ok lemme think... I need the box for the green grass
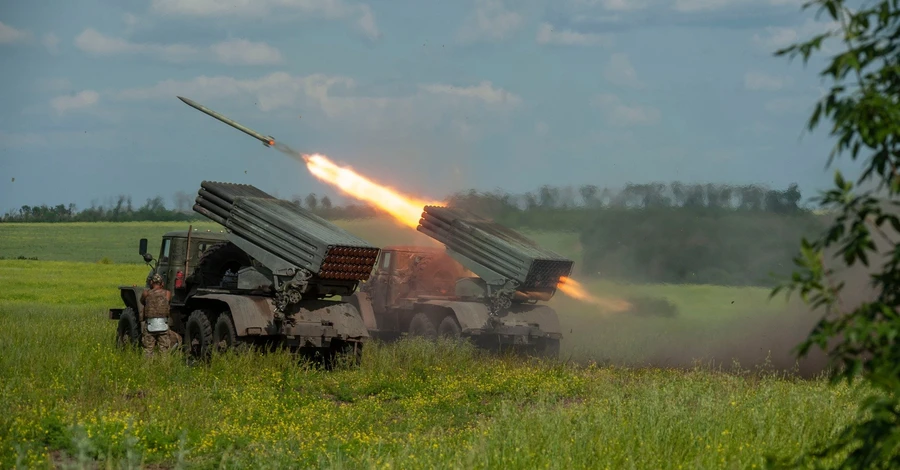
[0,258,864,469]
[0,222,864,468]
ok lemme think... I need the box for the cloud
[50,90,100,115]
[457,0,524,43]
[42,33,59,54]
[752,18,840,52]
[591,93,660,126]
[149,0,380,40]
[210,39,284,65]
[123,13,138,28]
[744,71,790,91]
[573,0,806,13]
[535,23,613,47]
[587,0,651,12]
[418,81,523,107]
[604,53,640,87]
[0,21,29,44]
[75,28,199,62]
[75,29,283,65]
[113,72,521,137]
[356,5,380,40]
[672,0,732,12]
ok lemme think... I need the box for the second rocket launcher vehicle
[177,96,276,148]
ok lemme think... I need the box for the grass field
[0,221,865,468]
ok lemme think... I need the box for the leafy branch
[769,0,900,467]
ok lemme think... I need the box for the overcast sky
[0,0,862,211]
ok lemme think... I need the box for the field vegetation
[0,219,867,468]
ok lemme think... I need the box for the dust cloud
[560,203,893,379]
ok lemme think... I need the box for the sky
[0,0,864,212]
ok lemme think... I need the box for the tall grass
[0,260,864,469]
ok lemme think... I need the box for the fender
[191,294,369,339]
[420,300,562,336]
[119,286,145,315]
[505,303,562,336]
[420,300,491,333]
[283,301,370,340]
[345,292,378,330]
[191,293,277,336]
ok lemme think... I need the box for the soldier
[140,273,172,356]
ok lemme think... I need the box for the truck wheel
[213,312,241,352]
[540,338,560,359]
[116,307,141,349]
[408,313,437,339]
[326,340,363,370]
[185,310,214,358]
[437,315,461,339]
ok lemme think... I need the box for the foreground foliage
[773,0,900,467]
[0,259,864,469]
[0,302,863,469]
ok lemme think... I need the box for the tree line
[2,182,823,288]
[442,182,821,288]
[2,181,810,223]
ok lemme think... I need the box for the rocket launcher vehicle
[193,181,379,297]
[416,205,574,301]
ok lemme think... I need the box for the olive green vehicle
[108,181,379,364]
[347,206,574,358]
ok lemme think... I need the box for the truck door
[156,237,172,287]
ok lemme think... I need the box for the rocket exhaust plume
[176,95,622,307]
[299,154,630,309]
[174,95,440,228]
[558,276,633,313]
[303,153,443,229]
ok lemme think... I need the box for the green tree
[771,0,900,467]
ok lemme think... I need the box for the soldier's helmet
[150,273,164,285]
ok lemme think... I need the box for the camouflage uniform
[142,275,172,356]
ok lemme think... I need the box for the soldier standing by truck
[141,274,173,356]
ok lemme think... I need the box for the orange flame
[304,153,444,229]
[557,276,633,313]
[299,152,625,310]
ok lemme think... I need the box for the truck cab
[138,229,231,304]
[366,246,472,310]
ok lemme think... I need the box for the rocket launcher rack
[192,181,379,285]
[416,205,574,300]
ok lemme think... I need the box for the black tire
[116,307,141,349]
[541,338,561,359]
[437,315,461,339]
[213,312,241,353]
[408,312,437,339]
[184,310,214,358]
[326,340,363,370]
